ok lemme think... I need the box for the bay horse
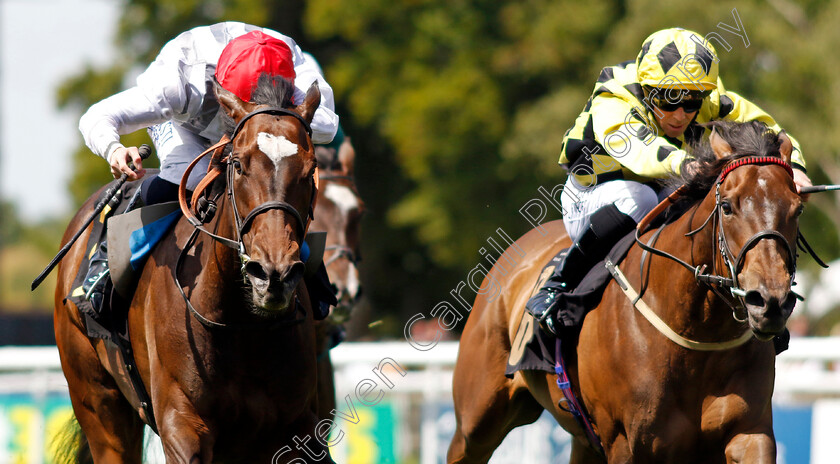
[310,137,365,419]
[448,120,803,463]
[54,76,332,462]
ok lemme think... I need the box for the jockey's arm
[590,96,689,180]
[79,38,205,180]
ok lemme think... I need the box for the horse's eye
[233,160,242,174]
[720,200,733,215]
[795,204,805,217]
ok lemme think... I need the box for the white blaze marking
[257,132,298,168]
[345,265,360,300]
[324,184,359,214]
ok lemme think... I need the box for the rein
[174,106,317,330]
[612,156,800,350]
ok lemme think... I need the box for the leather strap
[179,136,231,227]
[606,259,754,351]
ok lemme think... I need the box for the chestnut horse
[311,137,365,418]
[448,121,802,463]
[54,77,332,462]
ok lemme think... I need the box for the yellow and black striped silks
[559,28,805,187]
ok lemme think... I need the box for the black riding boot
[82,184,148,315]
[82,240,111,315]
[526,204,637,334]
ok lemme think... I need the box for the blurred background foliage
[3,0,840,336]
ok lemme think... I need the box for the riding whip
[31,145,152,291]
[800,184,840,194]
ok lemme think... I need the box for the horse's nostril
[243,261,268,281]
[744,290,765,308]
[279,261,305,286]
[781,292,797,313]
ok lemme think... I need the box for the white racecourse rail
[1,338,839,463]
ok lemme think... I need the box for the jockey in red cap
[215,30,297,101]
[77,22,339,317]
[80,21,338,202]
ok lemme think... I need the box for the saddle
[66,175,160,342]
[506,232,636,377]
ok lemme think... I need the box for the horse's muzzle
[744,287,796,340]
[243,260,305,313]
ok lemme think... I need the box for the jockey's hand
[682,159,700,178]
[109,146,147,181]
[793,168,812,201]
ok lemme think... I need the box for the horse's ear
[778,130,793,164]
[709,128,733,159]
[297,81,321,125]
[214,79,255,123]
[338,137,355,176]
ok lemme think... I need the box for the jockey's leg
[140,174,181,205]
[83,121,206,314]
[526,179,658,334]
[82,240,112,315]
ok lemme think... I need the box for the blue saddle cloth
[128,211,181,270]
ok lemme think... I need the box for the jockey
[526,27,812,335]
[78,22,339,316]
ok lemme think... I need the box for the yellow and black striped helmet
[636,28,719,91]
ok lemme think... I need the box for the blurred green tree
[47,0,840,334]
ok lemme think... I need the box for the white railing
[4,338,839,396]
[1,338,839,463]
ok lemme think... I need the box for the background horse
[54,77,331,462]
[310,137,365,419]
[448,121,801,463]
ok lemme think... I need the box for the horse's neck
[639,193,744,337]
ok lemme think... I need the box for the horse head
[312,138,365,321]
[215,75,320,315]
[704,121,802,339]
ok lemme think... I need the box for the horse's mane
[664,120,784,210]
[219,73,296,136]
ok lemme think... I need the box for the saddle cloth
[505,232,636,377]
[66,174,180,342]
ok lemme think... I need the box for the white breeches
[560,177,667,242]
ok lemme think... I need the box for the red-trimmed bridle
[636,156,800,317]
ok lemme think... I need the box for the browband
[717,156,793,185]
[231,107,312,139]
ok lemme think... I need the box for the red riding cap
[215,31,296,102]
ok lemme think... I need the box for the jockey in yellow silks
[527,27,812,335]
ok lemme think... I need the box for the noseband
[324,245,359,266]
[175,106,316,330]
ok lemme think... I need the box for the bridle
[635,156,800,317]
[175,106,317,330]
[606,154,828,350]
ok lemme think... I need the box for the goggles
[644,86,711,113]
